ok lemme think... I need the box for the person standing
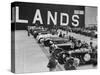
[47,56,57,71]
[64,56,80,70]
[27,26,30,36]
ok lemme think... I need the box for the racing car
[36,32,59,43]
[32,30,49,38]
[50,43,97,67]
[43,36,70,47]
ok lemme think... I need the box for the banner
[11,2,85,30]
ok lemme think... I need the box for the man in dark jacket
[47,56,57,71]
[64,57,76,70]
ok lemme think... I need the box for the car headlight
[84,53,91,61]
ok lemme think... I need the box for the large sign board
[11,2,85,30]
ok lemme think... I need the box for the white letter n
[47,11,57,25]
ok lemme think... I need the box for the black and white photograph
[11,1,97,74]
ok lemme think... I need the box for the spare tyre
[52,48,63,59]
[44,38,53,47]
[58,52,69,65]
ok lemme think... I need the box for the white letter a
[33,9,43,24]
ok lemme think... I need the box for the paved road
[15,30,49,73]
